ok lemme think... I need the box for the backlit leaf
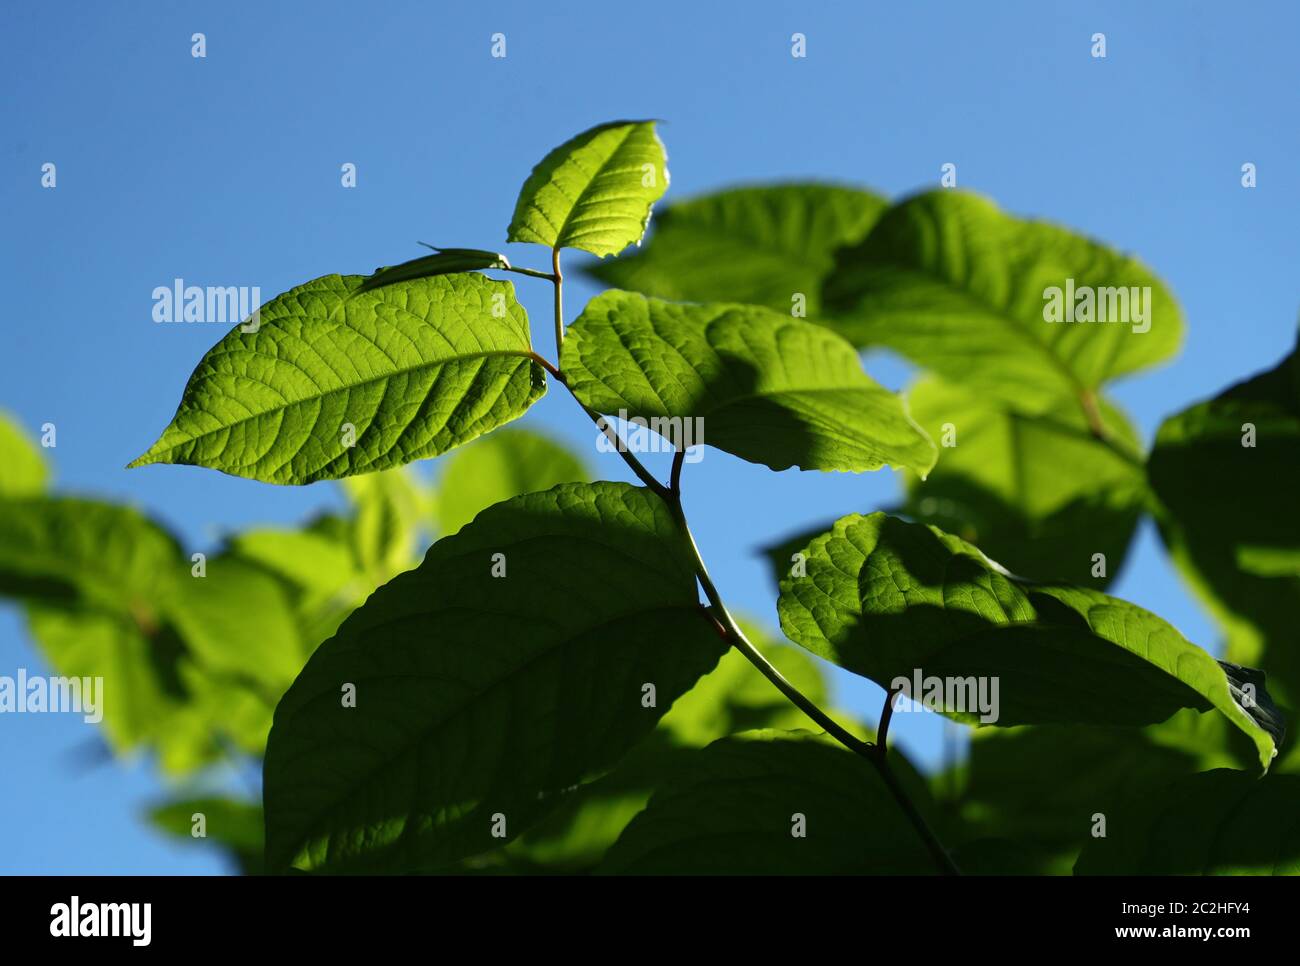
[507,120,668,257]
[129,273,544,484]
[562,291,936,475]
[822,190,1183,414]
[586,183,884,314]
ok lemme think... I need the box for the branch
[876,684,902,751]
[544,307,960,874]
[663,466,960,876]
[551,247,564,357]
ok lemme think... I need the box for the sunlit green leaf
[507,120,668,257]
[340,467,430,579]
[0,410,48,496]
[21,601,216,772]
[129,273,545,484]
[0,497,182,616]
[562,291,936,475]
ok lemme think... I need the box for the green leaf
[129,273,545,484]
[164,553,306,690]
[821,190,1184,414]
[561,291,937,475]
[0,495,309,765]
[0,496,304,686]
[600,730,938,874]
[0,410,48,496]
[434,427,590,536]
[0,497,182,615]
[262,481,727,873]
[340,467,430,579]
[507,120,668,257]
[901,375,1146,586]
[502,620,829,872]
[358,247,511,293]
[232,524,360,595]
[777,512,1282,768]
[585,183,885,314]
[1074,769,1300,875]
[1149,334,1300,705]
[22,602,216,772]
[942,710,1250,873]
[228,523,367,652]
[502,731,695,872]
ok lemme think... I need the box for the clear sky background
[2,1,1297,873]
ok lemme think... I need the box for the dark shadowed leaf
[262,481,727,873]
[1074,769,1300,875]
[1149,333,1300,706]
[939,709,1252,874]
[601,729,937,874]
[901,375,1146,587]
[500,620,830,871]
[358,248,511,292]
[777,512,1281,768]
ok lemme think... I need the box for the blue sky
[2,1,1297,873]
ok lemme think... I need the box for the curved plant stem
[669,447,686,498]
[545,266,959,875]
[876,684,902,749]
[539,277,666,499]
[665,488,959,877]
[551,247,564,356]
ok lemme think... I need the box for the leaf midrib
[552,124,640,248]
[136,348,539,459]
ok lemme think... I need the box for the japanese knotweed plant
[127,120,1290,875]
